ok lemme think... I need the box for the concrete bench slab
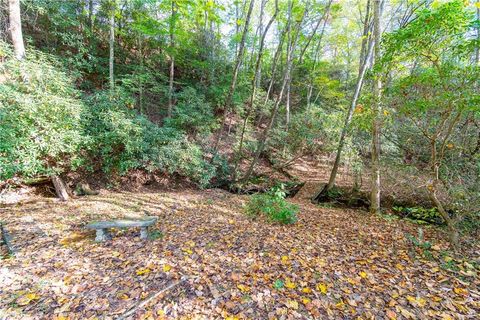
[86,216,158,242]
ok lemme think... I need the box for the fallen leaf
[136,268,151,276]
[316,283,327,294]
[286,300,299,310]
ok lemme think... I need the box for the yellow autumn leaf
[302,297,311,304]
[182,248,193,254]
[237,284,250,293]
[118,293,129,300]
[286,300,299,310]
[285,279,296,289]
[316,283,327,294]
[359,271,367,279]
[395,263,405,270]
[302,287,312,294]
[335,299,345,309]
[453,287,467,296]
[407,296,426,307]
[281,255,289,263]
[417,297,427,307]
[17,293,40,306]
[163,264,172,272]
[136,268,151,276]
[225,316,240,320]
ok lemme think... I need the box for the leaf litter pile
[1,188,479,319]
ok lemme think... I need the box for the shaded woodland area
[1,0,480,319]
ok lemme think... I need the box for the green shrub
[0,42,83,179]
[164,87,217,136]
[393,206,443,225]
[245,185,299,224]
[81,89,216,187]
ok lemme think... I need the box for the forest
[0,0,479,318]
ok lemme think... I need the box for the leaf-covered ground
[1,187,479,319]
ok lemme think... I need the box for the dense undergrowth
[0,43,220,187]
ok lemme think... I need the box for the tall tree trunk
[212,0,255,154]
[256,0,266,88]
[284,3,293,131]
[313,0,372,200]
[109,1,115,92]
[232,0,278,181]
[476,1,479,65]
[306,3,331,109]
[242,0,305,182]
[138,35,144,113]
[168,0,176,118]
[8,0,25,60]
[88,0,94,32]
[370,0,382,214]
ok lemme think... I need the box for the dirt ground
[1,185,479,319]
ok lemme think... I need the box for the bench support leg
[140,227,149,240]
[95,229,110,242]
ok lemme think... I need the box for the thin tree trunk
[168,0,176,117]
[242,1,304,182]
[88,0,94,32]
[285,5,293,131]
[256,0,266,88]
[109,1,115,92]
[212,0,255,154]
[476,1,480,65]
[232,0,278,181]
[138,35,144,113]
[306,5,331,109]
[313,0,373,200]
[8,0,25,60]
[370,0,382,214]
[256,27,287,125]
[298,0,332,64]
[427,139,459,251]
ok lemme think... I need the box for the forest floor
[1,162,480,319]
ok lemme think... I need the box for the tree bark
[232,0,278,181]
[242,0,305,182]
[476,1,480,65]
[8,0,25,60]
[52,175,70,202]
[168,0,176,118]
[370,0,382,214]
[306,3,331,109]
[88,0,94,32]
[109,1,115,92]
[212,0,255,154]
[313,0,373,201]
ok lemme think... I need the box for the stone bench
[86,216,158,242]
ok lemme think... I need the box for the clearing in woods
[1,174,479,319]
